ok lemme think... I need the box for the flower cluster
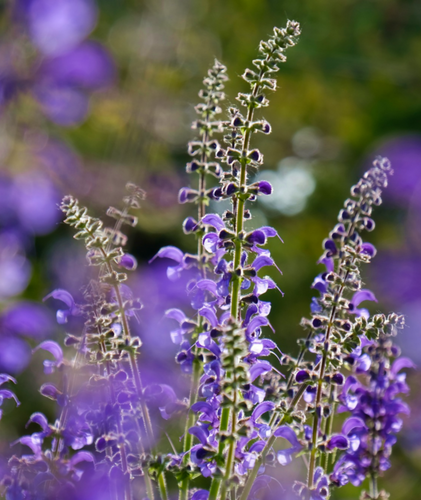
[333,333,413,499]
[0,19,414,500]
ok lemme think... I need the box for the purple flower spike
[43,288,78,324]
[327,434,349,450]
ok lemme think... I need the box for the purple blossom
[332,337,413,487]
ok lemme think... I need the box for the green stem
[158,472,169,500]
[219,387,238,500]
[179,357,202,500]
[208,407,231,500]
[369,473,379,500]
[239,384,306,500]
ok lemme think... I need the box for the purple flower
[43,288,80,324]
[333,337,413,487]
[23,0,98,56]
[273,425,302,465]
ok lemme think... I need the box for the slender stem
[238,384,306,500]
[369,473,379,500]
[219,367,239,500]
[208,406,231,500]
[158,472,169,500]
[179,356,202,500]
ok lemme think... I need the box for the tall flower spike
[198,21,300,500]
[57,189,157,499]
[332,334,412,500]
[282,157,398,498]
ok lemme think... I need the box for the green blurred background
[2,0,421,498]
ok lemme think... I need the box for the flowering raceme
[0,18,414,500]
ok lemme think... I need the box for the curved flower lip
[0,389,20,408]
[43,288,79,324]
[149,246,183,264]
[201,213,225,232]
[318,256,334,273]
[249,440,266,453]
[26,412,50,433]
[33,340,63,365]
[259,226,284,243]
[165,308,187,324]
[199,307,219,328]
[252,255,282,275]
[246,315,269,336]
[12,435,42,457]
[246,229,266,246]
[249,360,272,381]
[391,357,416,375]
[273,425,302,465]
[0,374,17,386]
[69,451,94,467]
[351,289,377,308]
[251,401,275,424]
[342,416,367,435]
[257,180,273,195]
[191,401,216,420]
[196,279,219,297]
[188,426,209,446]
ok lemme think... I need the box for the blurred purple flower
[1,301,55,339]
[0,336,31,374]
[22,0,98,56]
[0,232,31,300]
[12,173,62,235]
